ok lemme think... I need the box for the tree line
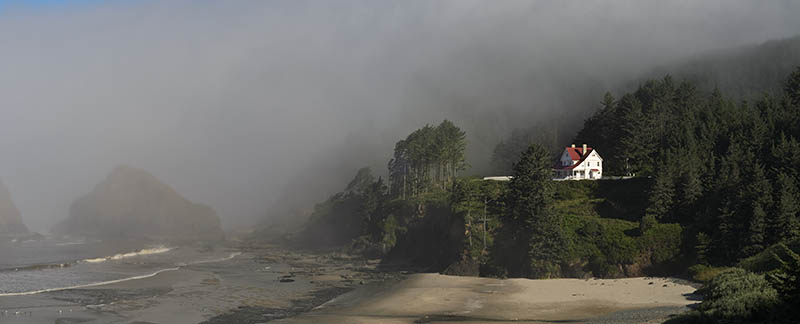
[388,120,467,198]
[574,68,800,263]
[571,67,800,323]
[297,67,800,322]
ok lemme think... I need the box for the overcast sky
[1,0,799,232]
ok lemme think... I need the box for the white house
[553,144,602,180]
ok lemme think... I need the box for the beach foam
[82,246,172,263]
[54,240,86,246]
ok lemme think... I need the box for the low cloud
[0,0,798,231]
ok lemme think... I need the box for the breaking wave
[54,240,86,246]
[82,246,172,263]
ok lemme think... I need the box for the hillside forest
[291,67,800,323]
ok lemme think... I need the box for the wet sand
[277,274,699,324]
[0,245,387,324]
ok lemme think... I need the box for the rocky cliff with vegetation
[293,65,800,323]
[0,179,28,235]
[54,166,224,242]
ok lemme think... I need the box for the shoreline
[0,251,242,297]
[0,244,391,324]
[0,244,699,324]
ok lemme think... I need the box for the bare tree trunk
[468,210,472,248]
[402,167,407,199]
[483,196,487,251]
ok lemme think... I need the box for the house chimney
[571,144,575,148]
[582,144,587,155]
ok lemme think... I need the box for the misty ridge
[0,0,798,234]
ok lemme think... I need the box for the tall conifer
[500,144,565,278]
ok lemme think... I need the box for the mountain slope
[641,35,800,98]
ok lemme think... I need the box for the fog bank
[1,0,798,231]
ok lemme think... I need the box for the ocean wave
[0,267,180,297]
[54,240,86,246]
[0,246,172,272]
[82,246,173,263]
[0,250,242,296]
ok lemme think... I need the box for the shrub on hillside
[696,268,779,321]
[738,239,800,310]
[739,239,800,273]
[639,223,682,265]
[580,219,639,277]
[688,264,731,283]
[553,180,596,200]
[639,214,657,233]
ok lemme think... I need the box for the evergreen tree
[695,232,712,265]
[617,94,649,175]
[646,169,676,223]
[771,134,800,181]
[601,91,616,109]
[677,167,703,223]
[573,92,622,175]
[773,173,800,243]
[388,120,467,197]
[709,147,745,262]
[498,144,565,278]
[786,66,800,107]
[742,163,772,258]
[360,177,388,240]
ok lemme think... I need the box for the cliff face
[0,180,28,235]
[54,166,224,241]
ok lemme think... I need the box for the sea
[0,236,238,296]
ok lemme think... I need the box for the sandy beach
[278,274,699,324]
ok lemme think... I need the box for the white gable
[586,150,603,161]
[553,145,603,180]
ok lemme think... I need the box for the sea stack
[0,179,29,235]
[53,165,224,242]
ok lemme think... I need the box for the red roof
[565,147,591,161]
[554,146,594,170]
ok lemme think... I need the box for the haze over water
[1,1,799,233]
[0,238,236,295]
